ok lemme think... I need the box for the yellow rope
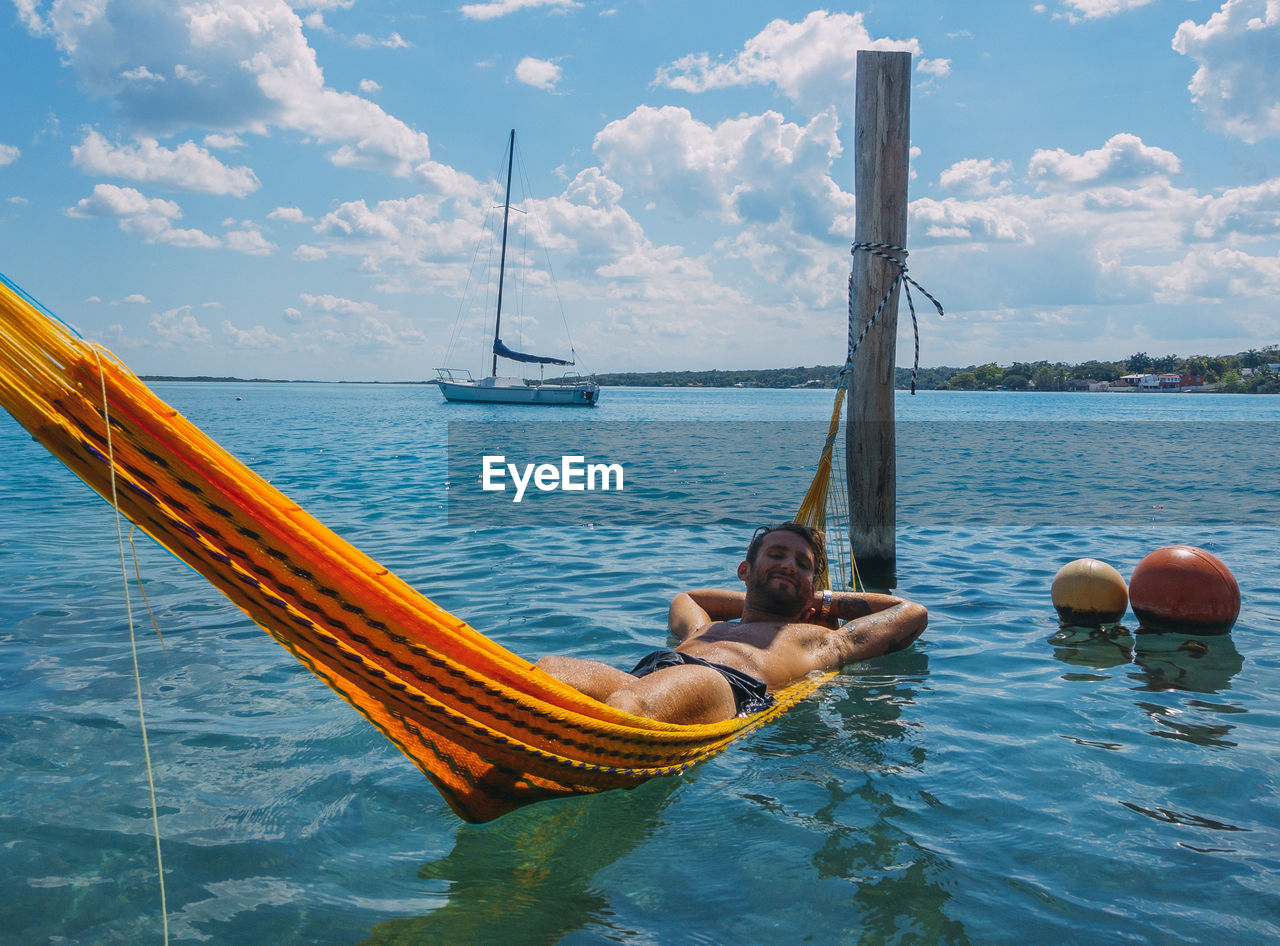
[793,379,862,591]
[94,348,168,944]
[129,525,168,653]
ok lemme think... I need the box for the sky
[1,0,1278,381]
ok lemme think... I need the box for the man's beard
[749,569,808,618]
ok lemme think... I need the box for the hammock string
[93,347,169,945]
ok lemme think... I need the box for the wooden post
[846,50,911,590]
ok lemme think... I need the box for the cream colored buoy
[1051,558,1129,627]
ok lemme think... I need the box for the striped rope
[846,242,945,394]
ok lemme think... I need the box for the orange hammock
[0,274,835,822]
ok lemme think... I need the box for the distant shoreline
[142,353,1279,394]
[141,376,434,385]
[140,377,1271,393]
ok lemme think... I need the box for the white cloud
[203,133,244,149]
[299,293,395,317]
[222,319,286,348]
[308,181,490,280]
[121,65,164,83]
[314,201,406,242]
[901,134,1280,356]
[653,11,922,114]
[121,293,150,305]
[592,105,859,308]
[1191,177,1280,238]
[72,130,260,196]
[515,57,562,91]
[246,289,431,357]
[940,158,1013,196]
[287,313,430,354]
[12,0,43,35]
[225,225,277,256]
[594,105,850,238]
[359,78,381,94]
[151,306,212,344]
[1173,0,1280,143]
[294,144,742,355]
[160,228,225,249]
[920,140,1200,259]
[66,183,222,248]
[460,0,582,22]
[351,32,410,49]
[268,206,312,223]
[173,64,206,84]
[1028,133,1181,188]
[0,143,19,166]
[21,0,433,177]
[257,101,859,339]
[1055,0,1157,21]
[910,196,1035,244]
[524,168,653,275]
[1139,248,1280,303]
[917,58,951,79]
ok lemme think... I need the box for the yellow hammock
[0,274,841,823]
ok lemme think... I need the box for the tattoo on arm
[841,598,873,621]
[830,594,874,622]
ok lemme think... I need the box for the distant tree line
[591,366,840,388]
[934,345,1280,393]
[593,345,1280,394]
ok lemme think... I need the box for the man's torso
[676,619,832,690]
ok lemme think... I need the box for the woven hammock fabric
[0,274,834,822]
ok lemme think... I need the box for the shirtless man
[535,522,928,724]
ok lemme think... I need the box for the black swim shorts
[628,649,775,716]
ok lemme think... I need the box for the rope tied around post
[846,241,945,394]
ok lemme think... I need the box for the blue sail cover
[493,337,572,366]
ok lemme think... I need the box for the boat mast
[492,128,515,377]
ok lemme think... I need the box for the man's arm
[668,589,745,640]
[816,594,928,668]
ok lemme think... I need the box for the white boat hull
[435,376,599,406]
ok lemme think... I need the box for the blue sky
[1,0,1278,381]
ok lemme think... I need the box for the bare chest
[679,620,829,688]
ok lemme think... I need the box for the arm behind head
[668,589,746,640]
[821,596,928,668]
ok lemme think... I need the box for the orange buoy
[1129,545,1240,636]
[1051,558,1128,627]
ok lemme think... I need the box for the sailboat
[434,130,600,407]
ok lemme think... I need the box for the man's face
[740,529,817,617]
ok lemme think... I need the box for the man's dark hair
[746,521,827,578]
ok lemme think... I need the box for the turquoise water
[2,386,1278,944]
